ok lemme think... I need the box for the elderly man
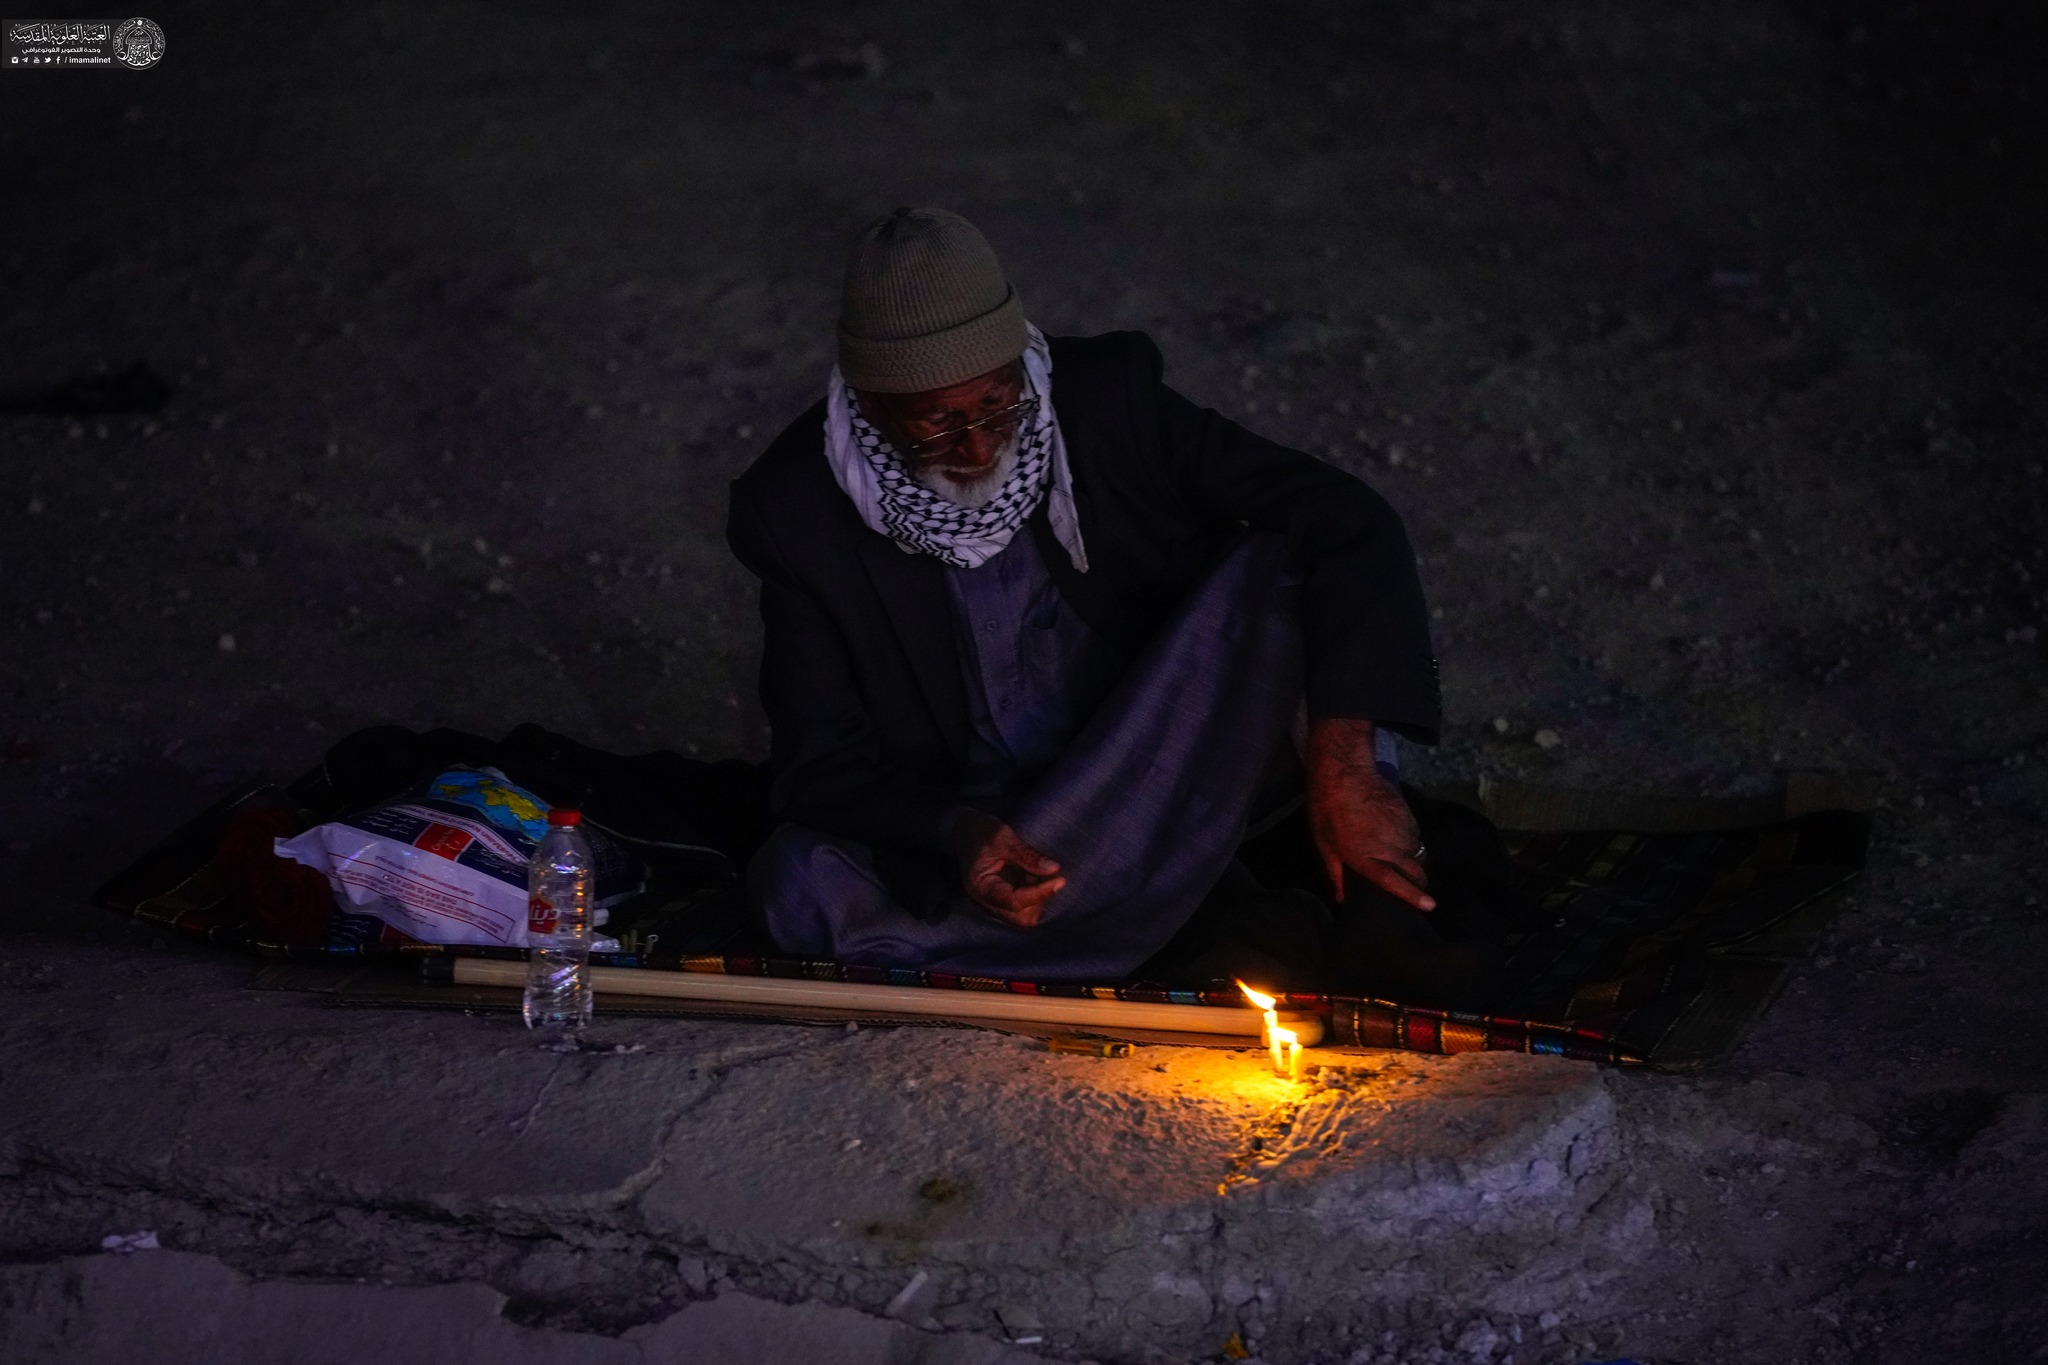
[728,207,1469,992]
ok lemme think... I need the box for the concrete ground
[1,1251,1045,1365]
[2,1,2044,1361]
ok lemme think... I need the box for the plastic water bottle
[523,808,594,1033]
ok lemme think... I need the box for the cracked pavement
[0,929,1638,1358]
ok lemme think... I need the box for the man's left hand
[1305,717,1436,912]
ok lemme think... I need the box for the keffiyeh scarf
[823,323,1089,572]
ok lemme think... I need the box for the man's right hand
[952,810,1064,928]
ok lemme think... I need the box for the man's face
[856,362,1026,493]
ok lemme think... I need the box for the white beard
[910,434,1019,510]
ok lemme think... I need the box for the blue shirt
[943,529,1123,811]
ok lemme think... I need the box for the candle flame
[1238,981,1301,1079]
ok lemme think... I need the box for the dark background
[2,2,2044,1358]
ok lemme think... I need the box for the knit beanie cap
[838,207,1027,394]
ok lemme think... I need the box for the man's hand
[952,809,1065,927]
[1305,718,1435,912]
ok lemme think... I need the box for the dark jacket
[726,331,1439,858]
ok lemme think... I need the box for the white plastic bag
[274,767,641,949]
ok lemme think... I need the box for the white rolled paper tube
[451,958,1326,1044]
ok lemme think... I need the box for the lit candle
[1270,1023,1301,1079]
[1236,981,1299,1080]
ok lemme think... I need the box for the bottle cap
[546,808,582,826]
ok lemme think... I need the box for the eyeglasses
[897,395,1040,458]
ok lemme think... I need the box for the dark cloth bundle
[175,725,770,950]
[304,724,771,877]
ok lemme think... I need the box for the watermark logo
[110,15,160,67]
[4,16,163,67]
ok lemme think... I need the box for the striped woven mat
[94,777,1868,1070]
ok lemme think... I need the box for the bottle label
[527,894,558,936]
